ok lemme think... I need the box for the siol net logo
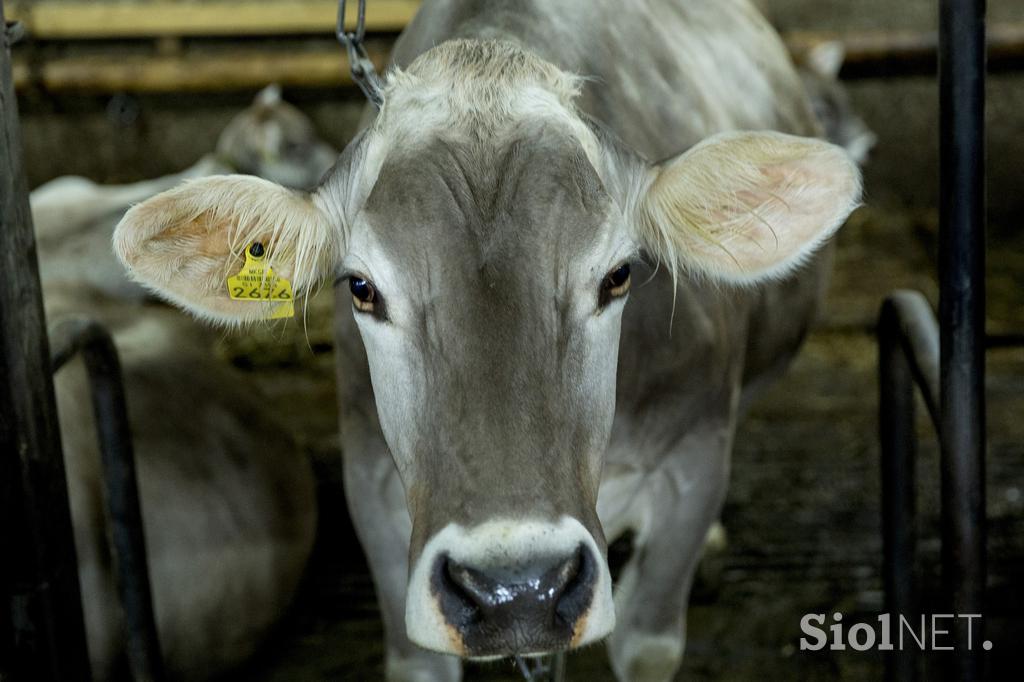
[800,613,991,652]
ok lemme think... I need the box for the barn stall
[1,0,1022,680]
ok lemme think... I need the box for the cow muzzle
[405,517,615,657]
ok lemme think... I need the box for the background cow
[37,87,331,680]
[112,1,861,681]
[795,41,878,165]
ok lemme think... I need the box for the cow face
[114,40,859,660]
[338,126,628,657]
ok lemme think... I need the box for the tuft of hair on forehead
[377,40,592,149]
[393,39,582,104]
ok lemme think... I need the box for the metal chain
[336,0,385,108]
[515,652,566,682]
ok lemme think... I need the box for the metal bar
[50,317,165,682]
[0,1,93,678]
[878,291,942,682]
[938,0,987,680]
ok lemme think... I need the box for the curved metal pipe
[878,290,941,682]
[50,317,165,682]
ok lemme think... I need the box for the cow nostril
[446,559,492,609]
[546,547,581,599]
[554,545,594,627]
[434,552,509,626]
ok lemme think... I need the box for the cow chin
[405,517,615,658]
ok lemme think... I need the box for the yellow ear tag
[226,242,295,319]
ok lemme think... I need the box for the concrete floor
[211,201,1023,681]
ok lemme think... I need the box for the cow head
[114,41,860,658]
[216,84,338,190]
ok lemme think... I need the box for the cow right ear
[114,175,342,324]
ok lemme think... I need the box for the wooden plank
[0,2,93,679]
[13,44,391,92]
[6,0,419,39]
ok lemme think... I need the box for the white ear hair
[114,175,341,324]
[636,130,861,285]
[805,41,846,79]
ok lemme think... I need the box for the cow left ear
[635,130,861,284]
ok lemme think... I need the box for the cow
[795,41,877,166]
[36,87,333,680]
[112,1,862,680]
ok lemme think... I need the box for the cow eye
[600,263,631,304]
[349,277,376,313]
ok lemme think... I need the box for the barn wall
[14,0,1024,231]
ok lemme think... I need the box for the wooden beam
[10,23,1024,93]
[6,0,1024,77]
[6,0,419,39]
[13,43,391,92]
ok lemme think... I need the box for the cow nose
[433,545,597,656]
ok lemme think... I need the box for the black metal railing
[1,2,92,677]
[49,318,165,682]
[877,1,988,680]
[936,0,988,678]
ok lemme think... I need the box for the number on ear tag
[226,242,295,319]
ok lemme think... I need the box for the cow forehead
[358,129,615,288]
[375,39,599,158]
